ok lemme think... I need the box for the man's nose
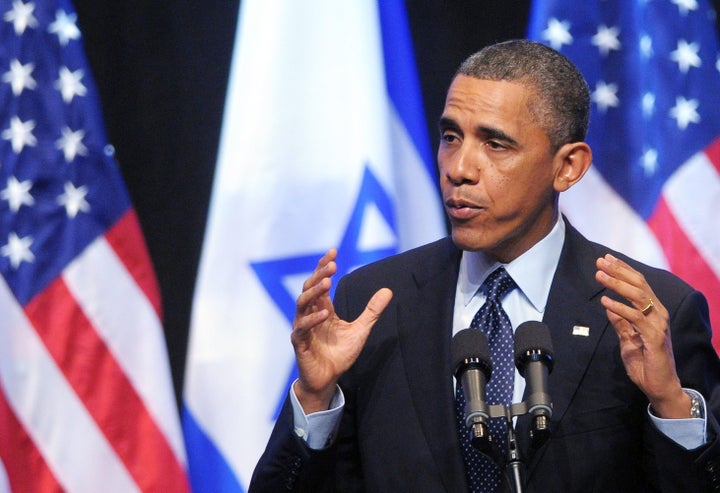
[444,145,480,185]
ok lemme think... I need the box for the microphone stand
[482,401,531,493]
[505,403,525,493]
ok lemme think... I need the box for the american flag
[528,0,720,350]
[0,0,190,491]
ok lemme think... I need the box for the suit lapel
[522,222,612,472]
[395,239,467,491]
[392,225,615,487]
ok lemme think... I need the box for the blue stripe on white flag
[183,407,244,493]
[378,0,437,183]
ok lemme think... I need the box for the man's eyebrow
[480,126,518,146]
[437,116,459,131]
[438,116,519,147]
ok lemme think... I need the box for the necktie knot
[481,266,516,304]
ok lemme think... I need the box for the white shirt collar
[458,217,565,312]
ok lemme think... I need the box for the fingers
[301,248,338,294]
[296,275,332,315]
[293,249,338,339]
[296,249,337,313]
[595,253,665,320]
[293,249,392,344]
[596,254,646,306]
[595,253,671,352]
[599,294,646,340]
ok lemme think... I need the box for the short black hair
[457,39,590,152]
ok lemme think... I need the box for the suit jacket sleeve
[248,394,365,493]
[248,275,366,493]
[649,288,720,490]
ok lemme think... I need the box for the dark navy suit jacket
[250,221,720,492]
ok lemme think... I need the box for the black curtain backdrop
[71,1,720,404]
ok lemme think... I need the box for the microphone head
[451,328,492,378]
[514,321,554,374]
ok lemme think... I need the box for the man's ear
[553,142,592,192]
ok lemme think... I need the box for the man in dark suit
[249,40,720,491]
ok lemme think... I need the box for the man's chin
[450,228,512,260]
[450,229,487,252]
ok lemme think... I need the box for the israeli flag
[182,1,446,491]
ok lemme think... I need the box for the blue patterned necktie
[455,267,517,493]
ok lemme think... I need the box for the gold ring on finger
[641,299,654,316]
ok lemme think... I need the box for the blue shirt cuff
[649,388,707,450]
[290,379,344,450]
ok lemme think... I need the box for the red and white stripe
[649,137,720,348]
[0,210,189,492]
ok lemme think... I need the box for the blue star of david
[251,164,398,418]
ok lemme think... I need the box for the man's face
[438,75,563,262]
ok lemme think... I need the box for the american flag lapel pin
[572,325,590,337]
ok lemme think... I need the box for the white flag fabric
[182,1,446,491]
